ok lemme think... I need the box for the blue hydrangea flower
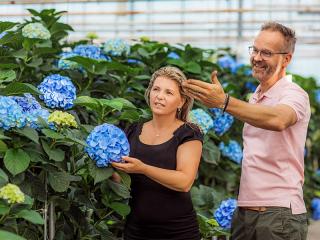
[103,38,130,57]
[217,55,243,74]
[22,23,51,40]
[311,198,320,220]
[85,123,130,167]
[316,169,320,176]
[315,89,320,104]
[0,96,26,130]
[127,59,142,64]
[209,108,234,136]
[245,82,257,92]
[167,52,180,59]
[58,52,83,71]
[214,198,237,229]
[73,44,109,61]
[189,108,214,134]
[11,93,41,112]
[38,74,76,110]
[244,68,252,76]
[0,31,7,39]
[11,93,50,129]
[219,140,242,164]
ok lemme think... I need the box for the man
[183,22,310,240]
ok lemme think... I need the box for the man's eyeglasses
[248,46,288,59]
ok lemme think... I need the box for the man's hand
[183,71,226,108]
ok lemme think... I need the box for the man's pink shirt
[238,75,311,214]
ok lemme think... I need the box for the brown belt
[241,206,268,212]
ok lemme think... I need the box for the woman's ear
[179,96,186,109]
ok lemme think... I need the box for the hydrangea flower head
[219,140,242,164]
[58,52,83,71]
[167,52,180,59]
[315,89,320,104]
[86,123,130,167]
[22,23,51,40]
[0,183,25,204]
[209,108,234,136]
[11,93,49,129]
[217,55,243,74]
[103,38,130,56]
[73,44,109,61]
[0,31,7,39]
[311,198,320,220]
[38,74,76,109]
[189,109,213,134]
[0,96,26,130]
[245,82,257,92]
[48,111,77,128]
[214,198,237,229]
[127,59,142,64]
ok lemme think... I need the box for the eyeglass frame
[248,46,288,59]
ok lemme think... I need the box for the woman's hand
[111,156,146,174]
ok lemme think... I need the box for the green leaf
[0,133,11,140]
[88,161,114,185]
[41,140,65,162]
[26,57,43,67]
[0,63,19,69]
[117,171,131,190]
[74,96,101,111]
[137,48,149,58]
[11,49,28,59]
[64,136,87,146]
[1,82,41,96]
[185,62,201,74]
[4,149,30,176]
[0,168,8,185]
[119,110,140,122]
[202,140,220,165]
[14,127,39,144]
[107,179,130,199]
[0,70,16,83]
[112,98,136,109]
[206,218,219,227]
[0,204,10,215]
[0,21,18,32]
[27,9,40,16]
[48,170,70,192]
[50,22,74,34]
[41,129,65,140]
[0,140,8,153]
[0,230,26,240]
[99,99,123,111]
[16,209,44,225]
[109,202,131,217]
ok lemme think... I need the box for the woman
[112,66,203,240]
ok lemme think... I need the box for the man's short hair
[261,21,296,53]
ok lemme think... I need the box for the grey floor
[307,220,320,240]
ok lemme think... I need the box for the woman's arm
[111,140,202,192]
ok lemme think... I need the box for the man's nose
[253,51,263,61]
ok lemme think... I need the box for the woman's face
[149,76,184,117]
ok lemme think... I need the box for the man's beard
[251,60,280,82]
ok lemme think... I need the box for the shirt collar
[252,75,292,101]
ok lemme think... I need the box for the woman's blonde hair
[144,66,193,122]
